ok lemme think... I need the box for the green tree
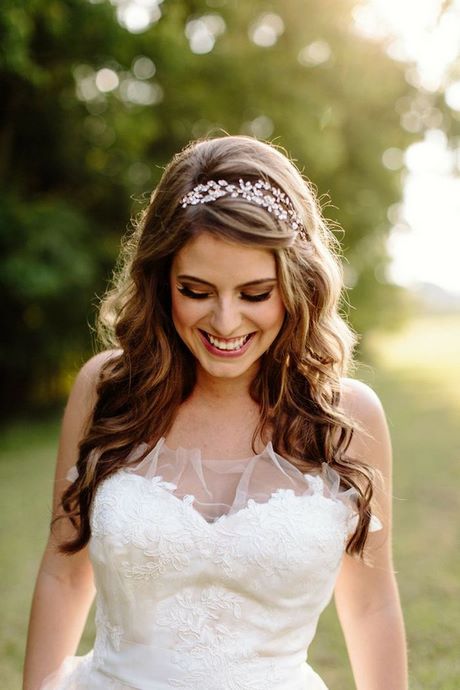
[0,0,415,412]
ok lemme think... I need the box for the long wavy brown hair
[58,135,376,557]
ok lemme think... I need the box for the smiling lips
[199,329,255,354]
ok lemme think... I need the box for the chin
[197,358,260,381]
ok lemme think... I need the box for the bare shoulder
[338,377,391,475]
[71,349,122,399]
[339,377,385,419]
[53,349,122,492]
[41,349,121,581]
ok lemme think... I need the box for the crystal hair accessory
[180,178,303,233]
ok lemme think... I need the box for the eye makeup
[177,285,273,302]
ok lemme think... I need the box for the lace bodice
[40,439,381,690]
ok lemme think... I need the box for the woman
[23,135,407,690]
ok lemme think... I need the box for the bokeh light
[132,56,156,80]
[185,14,226,54]
[249,13,284,48]
[114,0,163,33]
[298,41,332,67]
[95,68,119,93]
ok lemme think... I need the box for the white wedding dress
[40,437,381,690]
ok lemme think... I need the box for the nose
[208,297,244,337]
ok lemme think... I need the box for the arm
[334,379,408,690]
[22,351,117,690]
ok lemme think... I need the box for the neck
[193,364,258,404]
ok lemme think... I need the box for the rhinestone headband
[180,178,302,233]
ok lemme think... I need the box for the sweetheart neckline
[93,439,373,531]
[102,469,381,535]
[117,469,330,527]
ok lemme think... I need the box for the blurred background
[1,0,459,688]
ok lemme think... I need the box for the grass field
[2,313,459,689]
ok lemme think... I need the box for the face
[170,232,285,382]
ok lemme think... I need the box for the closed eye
[242,291,272,302]
[177,285,273,302]
[177,285,211,300]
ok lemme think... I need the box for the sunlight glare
[355,0,460,91]
[113,0,162,33]
[360,0,460,296]
[388,131,460,295]
[445,81,460,111]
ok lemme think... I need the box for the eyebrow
[176,274,277,289]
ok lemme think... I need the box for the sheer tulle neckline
[154,437,274,464]
[120,436,350,524]
[65,438,382,528]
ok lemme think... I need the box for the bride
[23,135,408,689]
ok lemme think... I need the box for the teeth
[207,333,250,351]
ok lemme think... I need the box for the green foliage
[0,0,416,410]
[0,194,105,408]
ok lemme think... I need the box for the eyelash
[177,285,273,303]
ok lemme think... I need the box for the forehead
[171,232,277,282]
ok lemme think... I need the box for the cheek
[171,294,187,330]
[171,294,204,330]
[257,298,285,336]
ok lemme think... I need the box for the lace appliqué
[123,481,198,581]
[93,599,123,669]
[156,586,283,689]
[91,469,351,594]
